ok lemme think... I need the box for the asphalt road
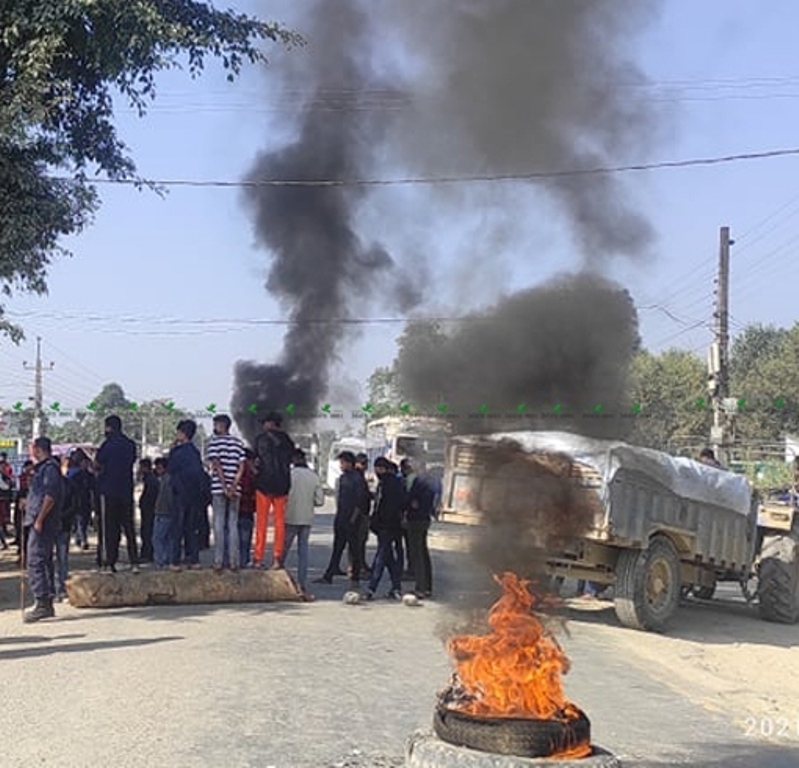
[0,509,797,768]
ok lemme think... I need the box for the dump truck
[441,430,799,632]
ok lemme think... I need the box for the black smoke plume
[397,273,640,438]
[384,0,663,267]
[233,0,664,442]
[231,2,421,443]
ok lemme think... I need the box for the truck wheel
[758,535,799,624]
[614,535,681,632]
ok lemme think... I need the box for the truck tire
[758,535,799,624]
[614,535,681,632]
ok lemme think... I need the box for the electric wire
[46,146,799,188]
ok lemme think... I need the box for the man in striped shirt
[206,414,246,571]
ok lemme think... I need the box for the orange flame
[443,572,591,758]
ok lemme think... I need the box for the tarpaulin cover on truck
[455,431,752,517]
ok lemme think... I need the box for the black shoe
[312,575,333,585]
[23,600,55,623]
[332,568,347,577]
[386,590,403,601]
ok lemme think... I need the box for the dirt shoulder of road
[429,524,799,740]
[565,592,799,741]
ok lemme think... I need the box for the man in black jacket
[138,458,159,562]
[353,452,372,578]
[253,413,295,568]
[317,451,368,588]
[95,415,138,572]
[363,457,405,600]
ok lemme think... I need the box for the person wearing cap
[168,420,207,568]
[23,437,66,622]
[253,412,295,569]
[316,451,369,587]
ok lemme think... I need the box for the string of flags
[0,395,793,420]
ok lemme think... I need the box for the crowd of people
[0,411,441,623]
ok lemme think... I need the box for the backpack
[154,474,173,516]
[199,469,212,508]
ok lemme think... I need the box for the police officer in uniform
[24,437,65,623]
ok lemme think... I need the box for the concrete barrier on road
[66,568,302,608]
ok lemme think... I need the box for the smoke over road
[396,273,640,438]
[233,0,664,442]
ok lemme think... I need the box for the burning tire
[757,534,799,624]
[407,732,620,768]
[613,534,681,632]
[433,706,590,759]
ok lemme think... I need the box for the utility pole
[709,227,733,466]
[23,336,54,440]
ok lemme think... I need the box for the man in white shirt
[280,449,323,601]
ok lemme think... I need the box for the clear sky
[3,0,799,418]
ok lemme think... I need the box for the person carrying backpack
[55,451,85,601]
[253,413,295,569]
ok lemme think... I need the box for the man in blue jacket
[168,420,207,568]
[316,451,369,588]
[24,437,65,623]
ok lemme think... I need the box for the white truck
[441,430,799,632]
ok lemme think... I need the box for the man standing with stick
[23,437,65,623]
[95,415,138,573]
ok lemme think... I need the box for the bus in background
[363,416,450,477]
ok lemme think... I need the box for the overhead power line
[48,147,799,189]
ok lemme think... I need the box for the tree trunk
[66,568,302,609]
